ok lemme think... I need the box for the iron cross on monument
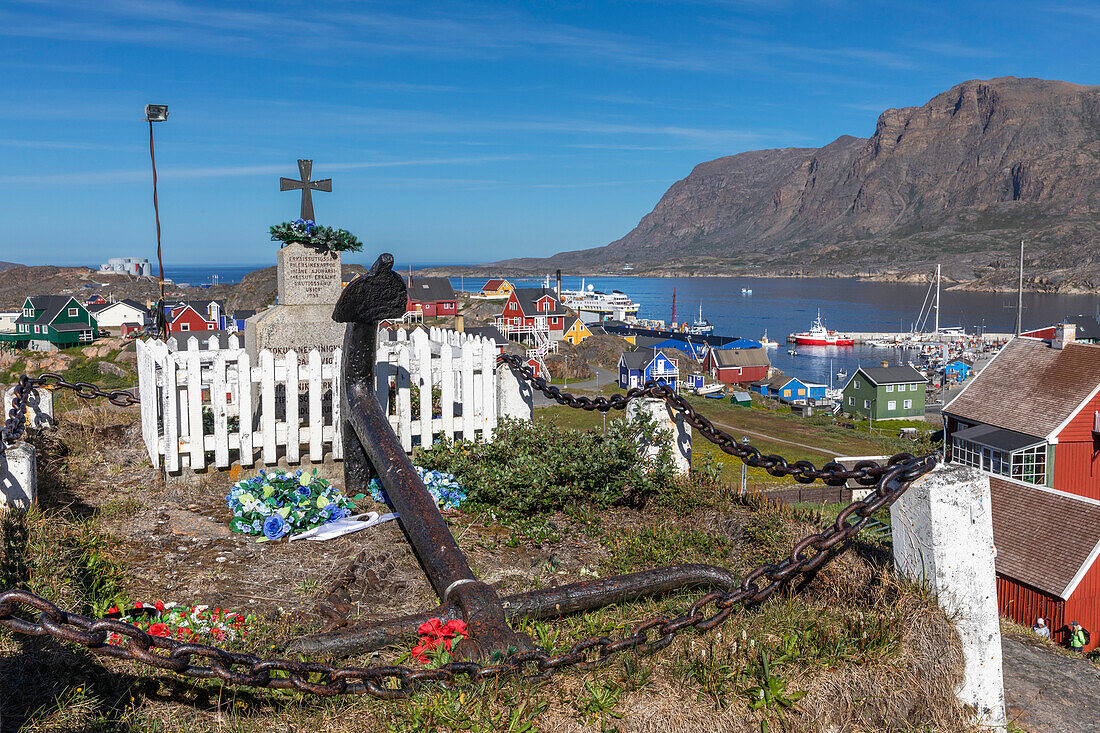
[280,159,331,222]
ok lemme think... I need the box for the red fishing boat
[791,311,854,346]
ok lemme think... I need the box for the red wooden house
[701,346,770,384]
[943,326,1100,499]
[167,304,216,333]
[406,277,457,318]
[495,288,568,343]
[989,475,1100,651]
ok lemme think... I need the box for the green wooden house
[842,365,927,420]
[0,295,100,350]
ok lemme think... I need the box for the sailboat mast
[934,264,940,334]
[1016,240,1024,336]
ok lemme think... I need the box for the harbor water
[454,275,1100,385]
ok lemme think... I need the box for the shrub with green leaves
[417,413,676,515]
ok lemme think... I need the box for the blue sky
[1,1,1096,268]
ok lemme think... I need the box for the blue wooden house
[618,348,679,391]
[219,309,257,332]
[751,375,826,403]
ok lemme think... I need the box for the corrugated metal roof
[944,337,1100,438]
[856,365,927,386]
[990,476,1100,599]
[510,287,567,317]
[621,347,656,370]
[711,347,770,368]
[408,277,456,304]
[953,424,1044,452]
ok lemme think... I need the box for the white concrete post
[4,385,54,431]
[891,463,1006,731]
[626,397,691,475]
[497,366,533,422]
[0,442,37,510]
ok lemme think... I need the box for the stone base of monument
[244,304,346,361]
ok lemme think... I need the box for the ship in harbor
[790,311,854,346]
[558,280,640,322]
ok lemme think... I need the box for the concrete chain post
[626,396,691,475]
[891,463,1007,731]
[0,441,37,510]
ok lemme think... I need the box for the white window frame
[848,396,854,406]
[903,399,913,409]
[863,399,871,409]
[79,331,92,342]
[67,307,78,317]
[180,323,190,332]
[853,380,860,389]
[910,383,918,391]
[887,400,897,411]
[885,385,894,393]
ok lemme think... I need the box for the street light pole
[145,104,169,336]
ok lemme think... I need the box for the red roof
[483,279,507,290]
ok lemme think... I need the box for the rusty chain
[498,353,915,487]
[2,373,139,453]
[0,356,938,699]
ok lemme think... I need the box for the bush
[417,413,677,515]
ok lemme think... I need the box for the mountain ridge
[488,77,1100,291]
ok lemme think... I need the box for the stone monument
[244,159,346,361]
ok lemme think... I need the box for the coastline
[411,265,1095,295]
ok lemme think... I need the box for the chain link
[0,357,938,698]
[498,353,917,487]
[2,373,139,453]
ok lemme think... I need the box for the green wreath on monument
[269,218,363,253]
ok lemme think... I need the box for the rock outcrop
[503,77,1100,290]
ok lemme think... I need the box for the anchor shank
[346,381,477,598]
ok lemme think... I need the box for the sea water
[454,275,1100,385]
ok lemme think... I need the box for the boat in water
[682,303,714,335]
[741,287,753,295]
[558,280,641,321]
[760,330,779,349]
[790,311,854,347]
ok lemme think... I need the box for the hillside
[494,77,1100,291]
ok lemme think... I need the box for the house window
[910,384,918,391]
[67,307,78,317]
[797,389,805,396]
[886,385,894,393]
[887,400,896,411]
[903,399,912,409]
[180,323,190,332]
[854,380,860,389]
[1011,444,1047,485]
[863,400,871,409]
[79,331,92,342]
[783,389,790,398]
[848,396,854,406]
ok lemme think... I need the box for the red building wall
[996,575,1068,644]
[712,364,768,384]
[1064,553,1100,652]
[1053,388,1100,501]
[168,307,213,333]
[407,298,457,317]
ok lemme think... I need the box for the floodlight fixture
[145,104,169,122]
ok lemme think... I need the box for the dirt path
[1002,636,1100,732]
[708,418,839,458]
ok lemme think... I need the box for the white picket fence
[136,327,504,472]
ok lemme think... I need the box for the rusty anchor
[288,253,759,661]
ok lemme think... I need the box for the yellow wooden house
[479,278,514,299]
[564,317,592,345]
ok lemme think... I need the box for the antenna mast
[934,264,940,334]
[671,289,677,328]
[1016,240,1024,335]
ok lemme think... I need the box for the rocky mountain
[498,77,1100,291]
